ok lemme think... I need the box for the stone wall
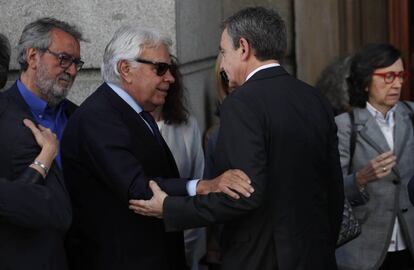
[294,0,388,86]
[1,0,176,107]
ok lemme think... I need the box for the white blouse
[157,115,204,179]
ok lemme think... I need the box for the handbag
[336,197,361,247]
[336,110,361,247]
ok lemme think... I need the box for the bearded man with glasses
[0,17,85,270]
[3,17,84,167]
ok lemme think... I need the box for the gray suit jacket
[335,102,414,270]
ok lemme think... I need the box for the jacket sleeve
[0,166,72,231]
[323,99,344,246]
[64,108,189,203]
[164,96,267,231]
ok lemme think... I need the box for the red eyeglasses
[372,71,409,84]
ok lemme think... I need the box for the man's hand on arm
[197,169,254,199]
[129,180,167,218]
[129,169,254,218]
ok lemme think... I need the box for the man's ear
[239,37,250,61]
[118,60,133,83]
[26,48,39,69]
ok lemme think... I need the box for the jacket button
[402,208,408,213]
[392,180,400,185]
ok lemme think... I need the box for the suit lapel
[4,83,34,119]
[161,140,180,177]
[100,83,179,177]
[355,107,404,178]
[355,108,390,154]
[63,100,78,118]
[101,83,157,142]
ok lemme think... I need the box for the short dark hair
[348,43,402,108]
[17,17,85,71]
[223,6,287,61]
[162,56,188,125]
[0,33,10,89]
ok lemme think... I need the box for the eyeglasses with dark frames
[133,58,171,76]
[44,48,84,71]
[372,71,409,84]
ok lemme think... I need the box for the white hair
[101,26,172,85]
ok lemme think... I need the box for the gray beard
[35,68,74,106]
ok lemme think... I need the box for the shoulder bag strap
[348,110,356,175]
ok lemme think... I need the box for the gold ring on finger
[382,167,387,172]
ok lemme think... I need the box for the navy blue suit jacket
[61,83,187,270]
[0,85,75,270]
[163,67,344,270]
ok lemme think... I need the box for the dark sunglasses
[133,58,171,76]
[44,48,84,71]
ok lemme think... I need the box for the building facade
[0,0,412,133]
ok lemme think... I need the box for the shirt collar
[17,79,67,115]
[107,82,143,114]
[17,79,48,114]
[245,63,280,82]
[366,101,397,123]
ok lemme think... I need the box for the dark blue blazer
[0,85,75,270]
[163,67,344,270]
[61,83,187,270]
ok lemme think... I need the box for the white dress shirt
[245,63,280,82]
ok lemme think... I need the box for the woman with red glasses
[335,43,414,270]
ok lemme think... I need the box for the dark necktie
[139,111,165,147]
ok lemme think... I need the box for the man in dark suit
[61,26,252,270]
[0,94,69,269]
[0,18,84,270]
[130,7,345,270]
